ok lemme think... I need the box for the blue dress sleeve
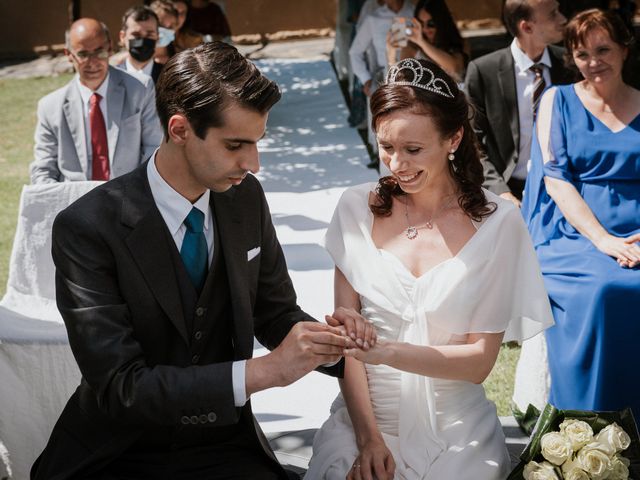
[542,87,575,184]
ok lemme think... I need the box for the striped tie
[530,63,546,121]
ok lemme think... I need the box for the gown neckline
[571,84,640,135]
[364,191,486,281]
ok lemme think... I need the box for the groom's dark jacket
[31,162,343,479]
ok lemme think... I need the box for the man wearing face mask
[150,0,179,64]
[118,6,164,84]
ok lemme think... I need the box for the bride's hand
[347,437,395,480]
[344,339,391,365]
[325,307,377,350]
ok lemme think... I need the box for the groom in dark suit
[31,42,373,480]
[465,0,574,206]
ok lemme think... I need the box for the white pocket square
[247,247,261,261]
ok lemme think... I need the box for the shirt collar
[376,0,409,16]
[147,150,211,236]
[125,57,154,76]
[510,39,552,74]
[76,71,110,106]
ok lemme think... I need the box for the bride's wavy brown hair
[369,59,495,221]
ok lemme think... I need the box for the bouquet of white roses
[508,405,640,480]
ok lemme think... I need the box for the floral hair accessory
[385,58,455,99]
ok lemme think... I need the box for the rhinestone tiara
[385,58,455,99]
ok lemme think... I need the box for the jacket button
[199,414,208,424]
[190,415,199,425]
[191,354,199,364]
[195,307,205,317]
[180,416,190,425]
[194,331,203,340]
[207,412,217,423]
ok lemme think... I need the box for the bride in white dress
[306,59,554,480]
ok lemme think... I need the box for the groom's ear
[168,114,190,145]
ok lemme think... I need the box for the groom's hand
[246,322,354,395]
[325,307,377,350]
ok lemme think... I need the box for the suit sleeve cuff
[232,360,248,407]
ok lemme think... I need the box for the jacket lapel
[211,188,254,359]
[498,51,520,152]
[122,167,189,344]
[63,81,89,178]
[106,68,124,164]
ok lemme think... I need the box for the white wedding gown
[305,183,554,480]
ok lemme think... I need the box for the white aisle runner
[251,59,375,436]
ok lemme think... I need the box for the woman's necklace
[403,195,456,240]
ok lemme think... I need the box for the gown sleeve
[539,87,575,184]
[425,200,555,342]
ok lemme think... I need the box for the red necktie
[90,93,109,180]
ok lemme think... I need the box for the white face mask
[157,27,175,47]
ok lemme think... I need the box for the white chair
[512,333,551,416]
[0,182,101,480]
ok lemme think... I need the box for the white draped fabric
[0,182,100,480]
[306,183,554,479]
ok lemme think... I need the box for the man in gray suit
[465,0,573,206]
[30,18,162,184]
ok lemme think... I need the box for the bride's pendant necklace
[404,195,456,240]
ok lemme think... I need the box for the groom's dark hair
[155,41,281,140]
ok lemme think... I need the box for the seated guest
[149,0,179,63]
[30,19,162,184]
[522,8,640,427]
[387,0,468,83]
[465,0,573,206]
[188,0,232,43]
[167,0,204,58]
[118,6,163,83]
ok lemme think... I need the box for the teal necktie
[180,208,208,293]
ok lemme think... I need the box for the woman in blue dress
[521,8,640,424]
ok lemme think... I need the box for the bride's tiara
[385,58,455,99]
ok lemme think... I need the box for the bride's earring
[448,150,455,161]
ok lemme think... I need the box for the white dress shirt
[124,57,154,83]
[349,0,414,84]
[146,154,248,407]
[510,39,552,180]
[77,74,110,175]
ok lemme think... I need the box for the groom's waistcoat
[125,213,250,453]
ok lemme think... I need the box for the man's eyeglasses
[69,47,110,63]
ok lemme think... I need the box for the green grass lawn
[0,73,73,292]
[0,72,520,416]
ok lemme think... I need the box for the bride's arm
[335,267,395,480]
[345,332,504,384]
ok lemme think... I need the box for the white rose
[608,454,630,480]
[540,432,573,465]
[577,443,613,480]
[595,423,632,454]
[560,419,594,450]
[523,460,560,480]
[561,457,590,480]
